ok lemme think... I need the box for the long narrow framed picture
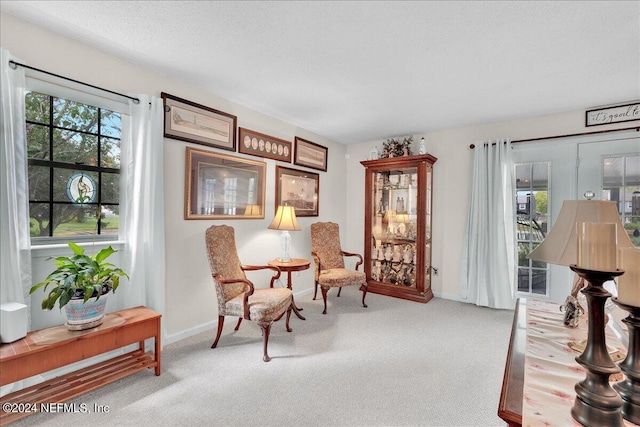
[276,166,319,217]
[162,92,237,151]
[185,147,265,220]
[294,137,328,172]
[238,128,292,162]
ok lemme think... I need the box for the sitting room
[1,2,639,426]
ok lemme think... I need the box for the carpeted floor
[9,290,514,426]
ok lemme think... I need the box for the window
[515,162,550,296]
[602,154,640,247]
[26,89,123,244]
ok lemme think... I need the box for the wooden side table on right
[268,258,310,321]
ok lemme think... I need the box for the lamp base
[276,257,292,263]
[612,298,640,425]
[569,265,624,427]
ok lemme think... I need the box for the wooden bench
[0,306,161,425]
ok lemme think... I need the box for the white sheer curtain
[118,95,165,317]
[459,138,516,309]
[0,48,31,308]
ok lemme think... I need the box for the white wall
[1,13,348,342]
[345,114,636,303]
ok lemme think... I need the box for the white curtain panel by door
[460,139,516,309]
[117,95,166,322]
[0,48,31,310]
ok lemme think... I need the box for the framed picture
[276,166,319,217]
[238,128,292,162]
[162,92,237,151]
[294,137,328,172]
[185,147,265,220]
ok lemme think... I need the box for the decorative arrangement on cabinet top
[29,242,129,330]
[380,135,413,158]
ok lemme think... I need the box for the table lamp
[527,199,634,290]
[528,199,633,426]
[244,204,261,217]
[528,199,633,346]
[268,205,300,262]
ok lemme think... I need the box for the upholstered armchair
[310,222,368,314]
[205,225,293,362]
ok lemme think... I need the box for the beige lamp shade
[268,205,301,231]
[527,200,635,266]
[244,204,261,216]
[382,210,397,224]
[395,213,410,224]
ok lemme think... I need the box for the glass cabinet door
[370,167,419,288]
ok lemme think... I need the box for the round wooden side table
[268,258,310,321]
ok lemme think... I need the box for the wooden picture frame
[275,166,319,217]
[294,137,328,172]
[162,92,237,151]
[185,147,265,220]
[238,128,292,162]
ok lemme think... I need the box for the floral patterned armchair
[310,222,368,314]
[205,225,293,362]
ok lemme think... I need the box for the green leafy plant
[29,242,129,311]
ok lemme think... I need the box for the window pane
[627,155,640,186]
[518,268,530,292]
[29,202,50,237]
[100,110,121,138]
[52,129,98,165]
[603,157,624,187]
[28,165,50,201]
[102,172,120,204]
[532,269,546,294]
[100,207,119,236]
[532,163,549,189]
[515,164,532,189]
[101,137,121,168]
[26,123,50,160]
[52,204,98,237]
[25,91,49,124]
[53,98,98,133]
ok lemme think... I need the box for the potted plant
[29,242,129,330]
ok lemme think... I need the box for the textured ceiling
[2,1,639,144]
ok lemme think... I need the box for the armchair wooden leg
[234,318,243,331]
[286,303,292,332]
[259,321,272,362]
[321,286,329,315]
[361,284,368,308]
[211,315,225,348]
[337,287,342,297]
[313,281,318,300]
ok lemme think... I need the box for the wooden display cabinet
[361,154,437,303]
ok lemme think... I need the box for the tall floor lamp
[528,199,634,426]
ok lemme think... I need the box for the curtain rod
[468,126,640,149]
[9,60,140,104]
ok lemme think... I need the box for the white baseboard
[433,291,464,302]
